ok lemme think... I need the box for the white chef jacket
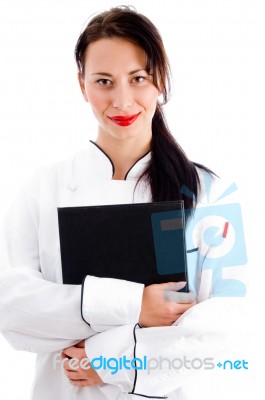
[0,141,247,399]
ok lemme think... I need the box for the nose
[112,82,133,110]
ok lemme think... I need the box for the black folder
[58,201,188,290]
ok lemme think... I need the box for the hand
[139,282,196,327]
[61,340,104,387]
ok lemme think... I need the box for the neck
[95,135,151,180]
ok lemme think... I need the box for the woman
[0,6,245,400]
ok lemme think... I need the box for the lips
[108,113,140,126]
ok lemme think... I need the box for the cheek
[140,87,159,110]
[86,89,109,111]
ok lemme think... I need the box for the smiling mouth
[108,113,140,126]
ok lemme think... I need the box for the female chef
[0,6,246,400]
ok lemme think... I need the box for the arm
[0,180,147,352]
[0,189,94,353]
[81,277,194,331]
[0,267,94,353]
[84,298,244,397]
[62,283,196,389]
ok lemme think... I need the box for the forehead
[83,38,147,72]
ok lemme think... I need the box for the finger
[70,379,91,387]
[63,358,80,371]
[174,301,196,313]
[75,340,85,348]
[62,347,78,358]
[164,301,195,317]
[163,281,187,291]
[61,353,72,370]
[63,346,85,359]
[61,351,71,361]
[65,370,80,380]
[170,313,185,325]
[164,290,196,303]
[172,314,182,323]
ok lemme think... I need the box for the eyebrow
[91,69,147,77]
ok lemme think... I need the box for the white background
[0,0,264,398]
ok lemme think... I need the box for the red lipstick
[109,113,139,126]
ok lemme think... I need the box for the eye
[96,79,112,86]
[132,76,147,84]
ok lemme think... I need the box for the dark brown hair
[75,6,212,215]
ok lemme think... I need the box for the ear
[155,81,163,103]
[157,92,163,104]
[78,72,89,102]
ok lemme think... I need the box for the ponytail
[138,105,212,217]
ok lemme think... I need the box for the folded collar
[89,140,151,181]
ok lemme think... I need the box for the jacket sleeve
[81,275,144,332]
[84,296,246,397]
[0,188,95,353]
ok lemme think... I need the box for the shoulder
[19,148,91,201]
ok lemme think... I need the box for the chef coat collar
[89,140,151,181]
[67,140,151,191]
